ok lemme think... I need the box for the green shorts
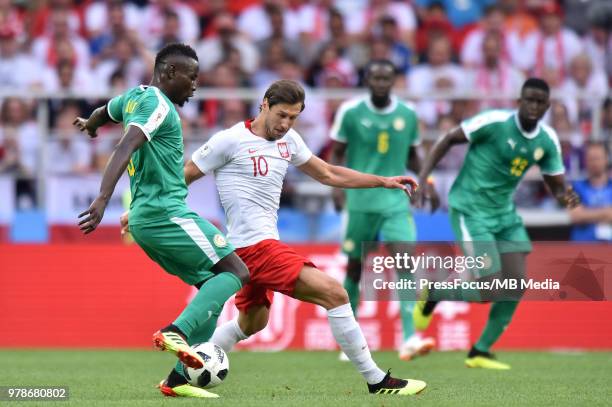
[449,207,532,277]
[342,210,416,259]
[130,212,235,285]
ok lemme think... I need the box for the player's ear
[261,98,269,112]
[167,64,176,80]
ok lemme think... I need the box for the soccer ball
[183,342,229,389]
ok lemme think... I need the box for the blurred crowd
[0,0,611,210]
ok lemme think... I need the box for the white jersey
[192,121,313,248]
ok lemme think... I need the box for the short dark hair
[154,43,198,72]
[263,80,305,112]
[522,77,550,94]
[364,59,396,76]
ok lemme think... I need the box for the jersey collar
[364,95,398,115]
[513,113,540,139]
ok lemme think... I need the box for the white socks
[211,305,386,386]
[210,318,248,352]
[327,303,386,385]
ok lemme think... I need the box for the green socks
[173,272,242,338]
[475,301,519,353]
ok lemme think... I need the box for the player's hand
[412,180,440,212]
[332,188,345,212]
[73,117,98,138]
[383,176,418,197]
[560,185,580,209]
[78,196,108,234]
[120,210,130,236]
[425,182,440,212]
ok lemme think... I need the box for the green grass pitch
[1,349,610,406]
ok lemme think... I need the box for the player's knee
[324,279,350,309]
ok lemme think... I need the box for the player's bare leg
[211,305,270,352]
[293,266,426,395]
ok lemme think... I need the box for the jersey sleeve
[125,89,170,140]
[538,126,565,176]
[106,94,124,123]
[329,101,353,143]
[460,110,510,144]
[191,131,237,175]
[289,131,313,166]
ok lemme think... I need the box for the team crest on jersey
[277,142,290,158]
[393,117,405,131]
[213,234,227,248]
[534,147,544,161]
[343,239,355,252]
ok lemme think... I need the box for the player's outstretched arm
[413,127,467,207]
[298,155,417,196]
[73,104,113,139]
[408,145,440,212]
[329,140,347,211]
[184,160,205,186]
[78,126,147,234]
[543,174,580,209]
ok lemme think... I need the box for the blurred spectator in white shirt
[31,7,91,71]
[85,0,140,56]
[0,27,43,90]
[461,4,522,69]
[298,0,333,60]
[560,53,609,125]
[47,105,91,175]
[43,53,95,94]
[94,36,151,92]
[471,31,524,110]
[583,3,612,83]
[141,0,199,46]
[237,0,302,42]
[256,4,303,66]
[252,39,293,88]
[520,2,582,88]
[343,0,416,48]
[0,98,38,179]
[408,35,466,127]
[88,1,143,66]
[156,9,182,49]
[197,12,259,75]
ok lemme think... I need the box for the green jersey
[330,95,420,213]
[107,85,188,225]
[449,110,564,217]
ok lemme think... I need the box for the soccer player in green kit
[74,43,249,398]
[412,78,580,369]
[330,59,439,361]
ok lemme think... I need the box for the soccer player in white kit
[186,80,426,395]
